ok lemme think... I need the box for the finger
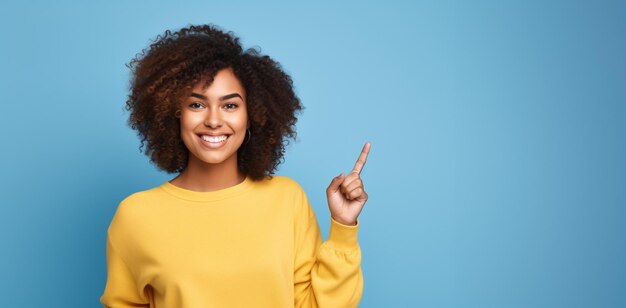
[327,172,345,194]
[341,178,362,195]
[347,187,365,200]
[357,190,369,202]
[340,173,361,192]
[352,142,371,175]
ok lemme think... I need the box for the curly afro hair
[125,24,304,181]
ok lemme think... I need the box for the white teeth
[201,135,227,142]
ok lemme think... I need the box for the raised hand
[326,142,371,226]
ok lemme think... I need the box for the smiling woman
[100,24,369,308]
[122,25,302,183]
[173,67,250,189]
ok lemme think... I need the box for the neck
[170,154,245,192]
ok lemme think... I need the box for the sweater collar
[159,176,253,202]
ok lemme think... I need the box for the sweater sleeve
[293,188,364,308]
[100,232,151,308]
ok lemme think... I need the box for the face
[179,67,248,167]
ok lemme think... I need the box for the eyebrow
[190,92,243,101]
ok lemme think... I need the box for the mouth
[197,134,230,148]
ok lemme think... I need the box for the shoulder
[116,186,160,211]
[257,175,306,195]
[252,175,312,207]
[265,175,304,189]
[108,186,161,231]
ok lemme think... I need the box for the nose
[204,109,222,128]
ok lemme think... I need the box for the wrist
[331,215,357,226]
[328,217,360,250]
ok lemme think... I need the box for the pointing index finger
[352,142,371,175]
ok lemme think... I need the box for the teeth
[201,135,227,142]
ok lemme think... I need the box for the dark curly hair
[125,24,303,181]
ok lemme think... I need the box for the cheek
[180,112,204,131]
[232,110,248,130]
[230,113,248,145]
[179,117,197,147]
[239,115,248,129]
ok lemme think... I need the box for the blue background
[1,1,625,307]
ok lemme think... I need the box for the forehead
[191,67,245,95]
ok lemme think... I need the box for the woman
[100,24,370,308]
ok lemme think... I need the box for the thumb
[327,172,345,193]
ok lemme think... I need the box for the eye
[224,103,238,110]
[189,102,204,109]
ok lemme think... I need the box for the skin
[326,142,371,226]
[169,67,371,226]
[169,67,248,191]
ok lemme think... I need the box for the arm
[100,232,151,308]
[294,142,371,307]
[293,189,364,308]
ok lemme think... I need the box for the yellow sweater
[100,175,363,307]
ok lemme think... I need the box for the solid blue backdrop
[1,0,624,307]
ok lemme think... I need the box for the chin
[196,154,231,165]
[194,153,230,165]
[193,148,239,165]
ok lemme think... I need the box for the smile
[201,135,228,142]
[197,134,230,149]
